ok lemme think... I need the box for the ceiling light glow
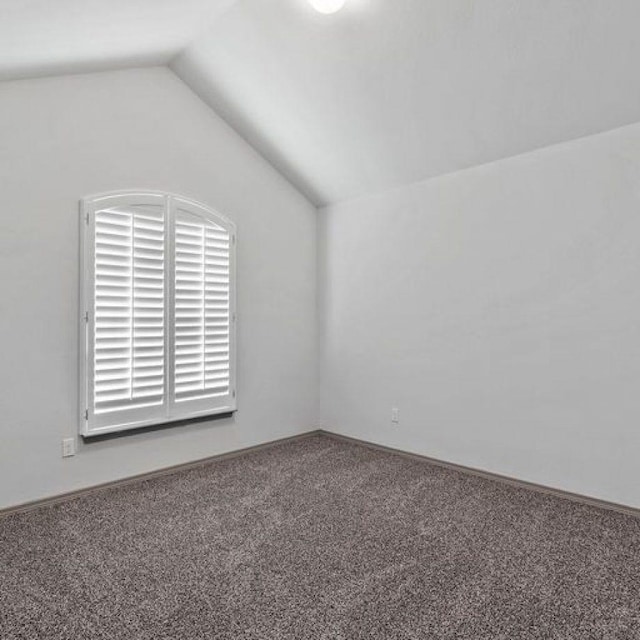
[308,0,346,14]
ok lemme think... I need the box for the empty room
[1,0,639,637]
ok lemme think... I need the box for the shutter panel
[83,194,168,434]
[172,198,235,415]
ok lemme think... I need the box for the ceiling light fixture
[308,0,346,14]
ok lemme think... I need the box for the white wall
[0,67,317,509]
[3,67,639,514]
[319,123,640,509]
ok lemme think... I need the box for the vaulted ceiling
[0,0,235,79]
[4,0,640,206]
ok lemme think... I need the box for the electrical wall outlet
[62,438,76,458]
[391,407,400,424]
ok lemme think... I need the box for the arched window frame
[79,191,237,437]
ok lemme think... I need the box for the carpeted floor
[1,434,639,639]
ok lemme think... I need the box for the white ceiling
[0,0,235,80]
[3,0,640,206]
[174,0,640,205]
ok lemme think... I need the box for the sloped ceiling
[0,0,235,80]
[3,0,640,206]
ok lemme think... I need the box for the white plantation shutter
[172,199,233,414]
[93,200,166,412]
[81,192,236,437]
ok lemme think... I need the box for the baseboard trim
[318,430,640,520]
[4,428,638,521]
[0,430,323,517]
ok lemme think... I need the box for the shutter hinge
[84,311,89,323]
[85,212,89,224]
[232,235,236,245]
[232,390,236,399]
[84,409,89,421]
[232,312,236,322]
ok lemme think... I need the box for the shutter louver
[93,204,165,414]
[174,208,232,403]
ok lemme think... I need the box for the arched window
[80,191,236,437]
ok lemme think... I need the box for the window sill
[82,410,236,442]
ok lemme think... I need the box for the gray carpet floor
[1,434,639,639]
